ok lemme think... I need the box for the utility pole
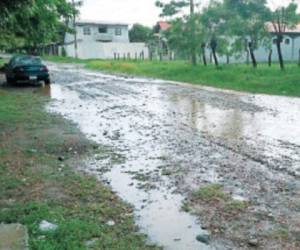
[190,0,197,65]
[72,0,78,59]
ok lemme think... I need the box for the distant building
[63,20,149,59]
[153,20,300,63]
[217,23,300,64]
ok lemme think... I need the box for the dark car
[4,55,50,85]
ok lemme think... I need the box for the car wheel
[6,76,15,84]
[44,78,51,85]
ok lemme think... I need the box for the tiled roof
[158,21,171,31]
[266,22,300,33]
[76,19,128,26]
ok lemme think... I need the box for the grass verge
[44,55,300,97]
[0,86,159,249]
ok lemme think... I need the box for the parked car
[4,55,50,85]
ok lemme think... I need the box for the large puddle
[46,64,300,249]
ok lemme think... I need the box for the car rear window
[13,57,42,66]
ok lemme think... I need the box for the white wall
[215,34,300,64]
[64,41,149,60]
[65,24,129,44]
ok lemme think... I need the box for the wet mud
[46,63,300,249]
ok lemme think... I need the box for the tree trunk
[201,43,207,66]
[268,49,272,67]
[248,42,257,68]
[276,35,284,70]
[212,48,219,67]
[72,0,78,59]
[190,0,197,66]
[210,39,218,67]
[226,54,230,64]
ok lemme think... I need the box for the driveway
[44,63,300,249]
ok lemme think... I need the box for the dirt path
[47,63,300,249]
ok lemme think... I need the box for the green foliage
[0,0,76,51]
[129,23,152,43]
[155,0,189,17]
[156,0,197,64]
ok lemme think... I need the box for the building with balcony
[63,20,148,59]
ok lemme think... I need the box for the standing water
[46,64,300,249]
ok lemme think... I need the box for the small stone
[39,220,58,232]
[248,238,259,247]
[106,220,115,226]
[196,234,210,244]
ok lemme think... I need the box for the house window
[285,38,290,45]
[115,28,122,36]
[98,26,107,33]
[83,27,91,35]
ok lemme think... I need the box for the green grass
[192,184,229,201]
[191,184,249,212]
[44,55,300,97]
[0,88,159,250]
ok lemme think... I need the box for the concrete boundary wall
[64,41,149,60]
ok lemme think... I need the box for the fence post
[141,51,144,60]
[268,49,272,67]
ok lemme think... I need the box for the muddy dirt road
[46,63,300,250]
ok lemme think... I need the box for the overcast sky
[79,0,299,27]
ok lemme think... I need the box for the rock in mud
[39,220,58,231]
[248,238,259,247]
[196,234,210,244]
[106,220,115,226]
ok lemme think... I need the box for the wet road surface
[46,63,300,249]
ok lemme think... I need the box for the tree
[223,0,269,68]
[0,0,30,18]
[129,24,152,43]
[200,1,228,67]
[155,0,197,65]
[268,1,300,70]
[0,0,76,52]
[163,15,204,61]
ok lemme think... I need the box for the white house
[63,20,149,59]
[217,24,300,64]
